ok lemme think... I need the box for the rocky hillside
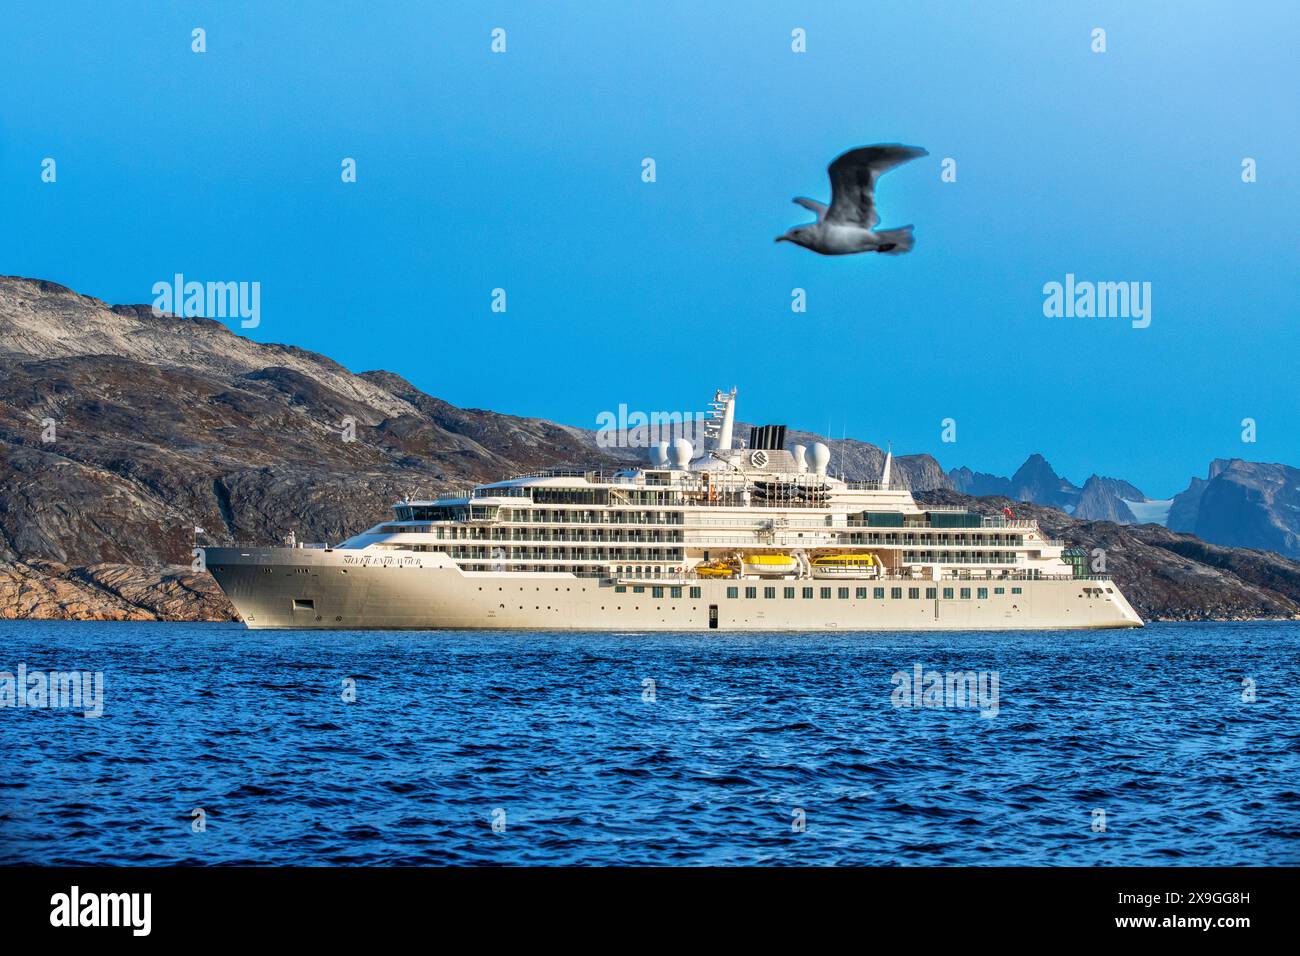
[917,490,1300,621]
[0,560,236,622]
[0,276,620,569]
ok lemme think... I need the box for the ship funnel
[811,442,830,476]
[670,437,693,469]
[650,441,669,468]
[792,444,808,473]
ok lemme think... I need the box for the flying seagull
[776,144,928,255]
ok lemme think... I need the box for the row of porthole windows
[717,585,1025,600]
[483,583,1030,601]
[612,586,701,599]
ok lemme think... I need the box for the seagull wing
[824,144,928,228]
[792,197,828,221]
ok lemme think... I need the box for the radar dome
[670,437,693,469]
[811,442,831,476]
[649,441,669,468]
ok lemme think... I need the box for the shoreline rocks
[0,560,236,622]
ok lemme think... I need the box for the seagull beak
[774,236,788,243]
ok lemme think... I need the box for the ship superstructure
[206,389,1142,630]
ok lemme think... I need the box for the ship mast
[704,387,737,451]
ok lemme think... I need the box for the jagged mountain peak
[1011,452,1065,483]
[1009,453,1080,509]
[1170,458,1300,557]
[1074,475,1141,524]
[1082,474,1147,501]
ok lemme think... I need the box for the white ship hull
[206,547,1144,631]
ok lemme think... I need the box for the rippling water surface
[1,621,1297,865]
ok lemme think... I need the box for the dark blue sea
[1,621,1296,866]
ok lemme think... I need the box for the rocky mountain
[0,276,622,569]
[1168,459,1300,558]
[1073,475,1146,523]
[1167,476,1207,531]
[947,466,1012,498]
[916,490,1300,621]
[950,457,1161,525]
[949,454,1083,508]
[1007,454,1082,510]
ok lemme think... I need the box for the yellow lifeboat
[694,559,739,578]
[741,553,799,577]
[811,553,882,579]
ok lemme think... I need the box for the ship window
[802,587,813,599]
[820,587,831,599]
[726,587,738,599]
[1011,587,1022,594]
[689,587,701,598]
[784,587,795,599]
[615,586,626,593]
[765,587,776,599]
[943,588,954,599]
[671,587,682,598]
[994,587,1005,594]
[926,588,936,599]
[745,587,757,599]
[856,587,868,599]
[652,587,663,598]
[977,588,988,599]
[633,586,645,594]
[960,588,971,599]
[890,587,902,599]
[292,598,314,611]
[874,587,885,599]
[838,588,849,599]
[908,588,920,599]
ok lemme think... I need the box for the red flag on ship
[1002,507,1015,519]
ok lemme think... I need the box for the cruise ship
[205,389,1143,631]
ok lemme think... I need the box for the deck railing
[604,569,1109,583]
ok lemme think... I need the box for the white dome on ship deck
[670,437,693,469]
[811,442,830,476]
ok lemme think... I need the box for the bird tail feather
[875,225,914,255]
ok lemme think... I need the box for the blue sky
[2,1,1296,496]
